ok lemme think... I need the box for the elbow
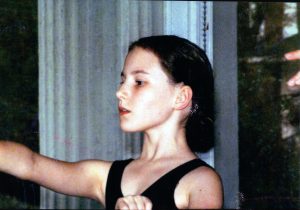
[25,152,36,180]
[0,141,35,180]
[18,149,36,181]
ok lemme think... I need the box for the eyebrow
[120,70,149,77]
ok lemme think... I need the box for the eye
[135,80,144,86]
[119,78,125,85]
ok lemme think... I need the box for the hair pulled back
[128,35,214,152]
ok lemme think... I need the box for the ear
[174,85,193,110]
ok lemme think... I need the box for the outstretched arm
[0,140,111,204]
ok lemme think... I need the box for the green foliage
[0,194,37,209]
[0,0,39,207]
[0,0,38,146]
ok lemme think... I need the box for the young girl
[0,35,223,209]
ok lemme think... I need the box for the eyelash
[119,79,144,86]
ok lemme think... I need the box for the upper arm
[187,167,223,209]
[29,153,112,204]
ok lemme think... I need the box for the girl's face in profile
[116,47,178,133]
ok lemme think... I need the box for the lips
[118,105,130,115]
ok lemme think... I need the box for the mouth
[118,106,131,116]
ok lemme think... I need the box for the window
[238,2,300,208]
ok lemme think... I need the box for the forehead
[121,47,176,85]
[122,47,162,74]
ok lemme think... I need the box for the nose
[116,84,127,100]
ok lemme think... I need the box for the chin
[120,124,142,133]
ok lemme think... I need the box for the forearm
[0,140,35,180]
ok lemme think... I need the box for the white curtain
[38,0,211,208]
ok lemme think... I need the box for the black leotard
[105,158,210,210]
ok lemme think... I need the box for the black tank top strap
[105,159,133,210]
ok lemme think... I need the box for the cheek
[120,90,173,132]
[138,89,166,107]
[138,91,173,117]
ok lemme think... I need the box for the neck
[139,124,195,161]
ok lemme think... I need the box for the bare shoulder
[177,165,223,209]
